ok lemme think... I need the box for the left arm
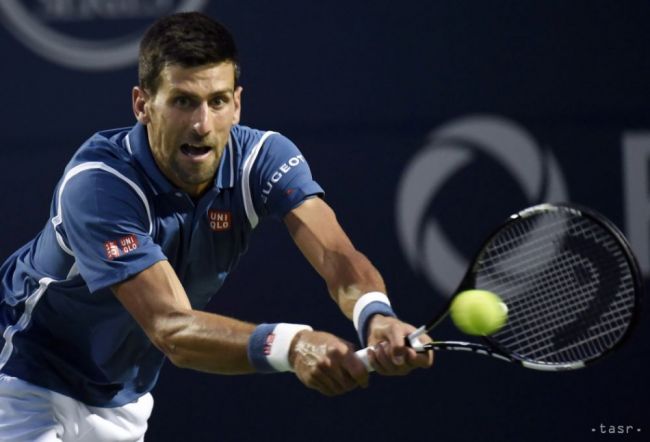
[284,197,433,374]
[285,197,385,316]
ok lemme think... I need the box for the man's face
[133,62,242,197]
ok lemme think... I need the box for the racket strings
[495,242,625,334]
[499,254,633,362]
[513,254,632,360]
[472,210,636,365]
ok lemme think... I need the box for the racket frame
[405,203,644,371]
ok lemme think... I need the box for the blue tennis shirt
[0,123,323,407]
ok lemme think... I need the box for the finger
[385,329,411,365]
[335,340,369,386]
[342,350,369,388]
[369,342,402,374]
[312,366,351,396]
[331,342,367,389]
[380,342,430,375]
[319,345,365,393]
[339,366,366,391]
[408,347,434,368]
[408,333,434,368]
[330,365,362,392]
[377,342,414,376]
[307,377,336,396]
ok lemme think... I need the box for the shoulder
[232,126,303,174]
[71,127,134,164]
[232,125,297,158]
[62,126,146,193]
[56,127,151,218]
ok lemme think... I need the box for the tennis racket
[356,203,643,371]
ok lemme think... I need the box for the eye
[173,96,194,109]
[210,95,229,109]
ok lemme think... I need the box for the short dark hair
[138,12,240,94]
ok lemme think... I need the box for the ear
[232,86,243,125]
[132,87,151,124]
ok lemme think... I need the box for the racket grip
[355,348,374,372]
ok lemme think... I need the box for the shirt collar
[216,134,235,190]
[125,123,235,195]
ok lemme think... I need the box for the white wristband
[352,292,392,331]
[266,323,313,372]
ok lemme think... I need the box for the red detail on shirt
[104,241,121,260]
[208,210,232,231]
[104,234,138,260]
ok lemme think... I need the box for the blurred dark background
[1,1,649,441]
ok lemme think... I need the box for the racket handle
[355,348,374,372]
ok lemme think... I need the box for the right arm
[112,259,256,374]
[112,259,368,394]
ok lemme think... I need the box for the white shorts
[0,373,154,442]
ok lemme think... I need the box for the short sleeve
[249,133,324,220]
[57,167,167,292]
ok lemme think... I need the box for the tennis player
[0,12,432,441]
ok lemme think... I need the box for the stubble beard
[171,154,219,187]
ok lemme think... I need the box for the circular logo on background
[396,115,569,296]
[0,0,208,71]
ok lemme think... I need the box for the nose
[192,102,211,137]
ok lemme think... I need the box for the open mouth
[180,144,212,158]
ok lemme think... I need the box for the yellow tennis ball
[450,290,508,336]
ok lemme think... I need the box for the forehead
[157,62,236,94]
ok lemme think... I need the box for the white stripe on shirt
[0,277,55,370]
[241,131,276,228]
[51,162,153,255]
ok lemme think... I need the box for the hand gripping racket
[357,203,643,371]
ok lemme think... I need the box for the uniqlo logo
[119,234,139,253]
[104,240,121,260]
[208,210,231,231]
[104,234,139,260]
